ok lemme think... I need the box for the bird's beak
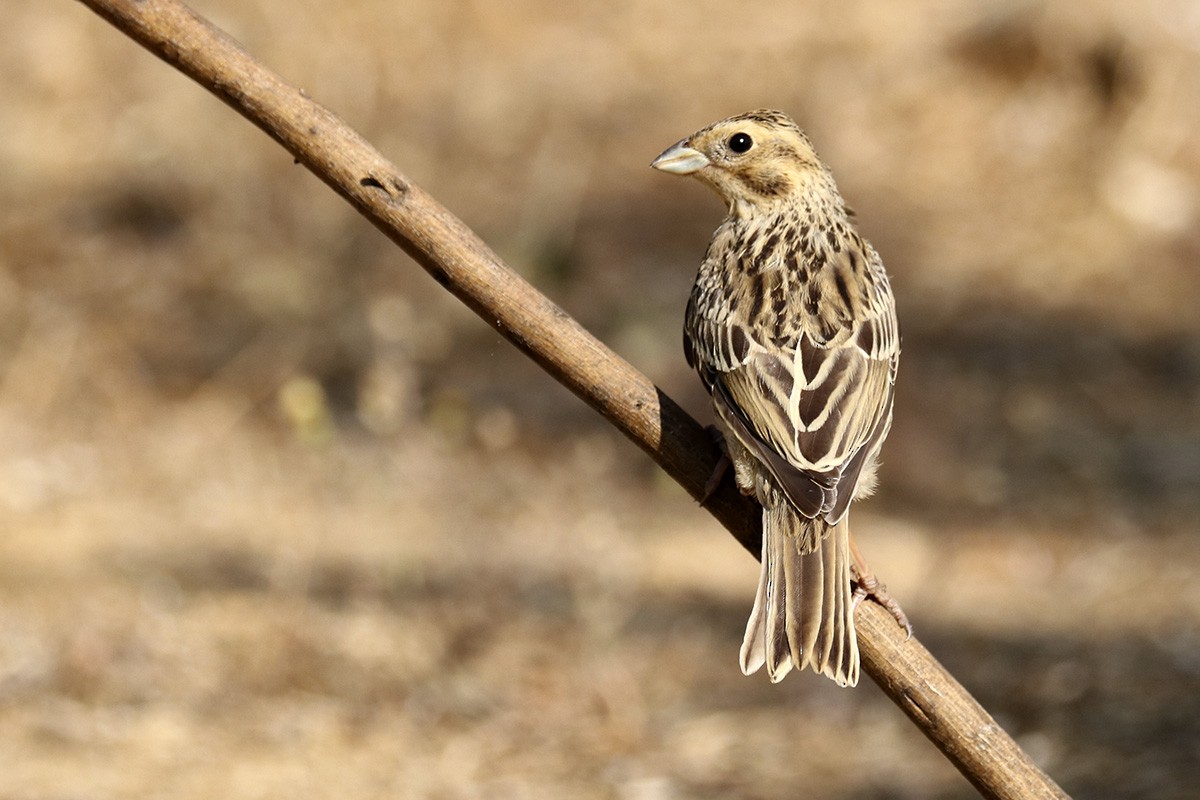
[650,140,710,175]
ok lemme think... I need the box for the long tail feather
[764,518,793,681]
[741,507,859,686]
[739,533,768,676]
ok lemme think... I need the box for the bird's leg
[700,425,734,502]
[848,533,912,638]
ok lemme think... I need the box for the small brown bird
[652,110,904,686]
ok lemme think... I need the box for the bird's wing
[688,247,898,523]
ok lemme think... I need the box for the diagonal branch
[73,1,1069,798]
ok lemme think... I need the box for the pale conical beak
[650,140,710,175]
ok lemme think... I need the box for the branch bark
[73,1,1070,798]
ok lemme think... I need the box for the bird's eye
[728,133,753,153]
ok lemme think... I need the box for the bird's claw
[850,568,912,638]
[699,425,731,503]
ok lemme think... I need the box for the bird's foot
[850,568,912,638]
[699,425,738,503]
[849,536,912,638]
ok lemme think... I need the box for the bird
[651,109,905,686]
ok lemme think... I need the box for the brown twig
[73,1,1070,798]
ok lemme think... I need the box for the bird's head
[651,109,832,214]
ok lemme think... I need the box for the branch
[74,1,1070,798]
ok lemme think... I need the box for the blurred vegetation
[1,1,1198,798]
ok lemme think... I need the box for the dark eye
[728,132,753,153]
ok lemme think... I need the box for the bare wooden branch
[73,1,1070,798]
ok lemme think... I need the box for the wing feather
[689,240,898,523]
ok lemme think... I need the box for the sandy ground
[2,1,1199,798]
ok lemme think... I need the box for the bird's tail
[739,507,859,686]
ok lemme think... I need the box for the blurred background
[2,0,1199,797]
